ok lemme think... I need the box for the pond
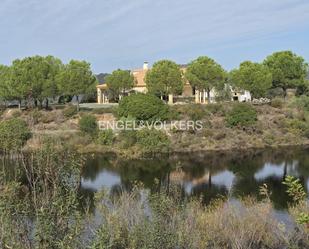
[81,146,309,212]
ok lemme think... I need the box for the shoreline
[76,140,309,159]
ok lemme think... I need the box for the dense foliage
[0,56,97,110]
[264,51,308,97]
[97,129,114,145]
[79,114,98,136]
[136,128,170,152]
[118,93,169,122]
[226,103,257,127]
[56,60,97,110]
[105,69,135,101]
[230,61,272,98]
[145,60,184,97]
[0,118,31,151]
[186,56,226,101]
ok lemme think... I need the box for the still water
[81,147,309,211]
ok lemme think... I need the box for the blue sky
[0,0,309,73]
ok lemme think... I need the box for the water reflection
[81,147,309,210]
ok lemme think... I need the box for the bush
[289,96,309,112]
[205,103,226,116]
[118,130,138,149]
[136,128,170,151]
[0,118,31,151]
[79,114,98,136]
[226,103,257,127]
[187,104,208,121]
[270,97,284,109]
[174,104,208,121]
[118,93,169,122]
[285,119,309,138]
[97,129,114,145]
[63,105,77,118]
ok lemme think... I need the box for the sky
[0,0,309,73]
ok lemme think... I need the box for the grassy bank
[1,97,309,158]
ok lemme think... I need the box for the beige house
[97,62,251,105]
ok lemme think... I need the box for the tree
[10,59,32,109]
[9,56,63,109]
[230,61,272,98]
[185,56,226,102]
[263,51,308,98]
[145,60,184,98]
[57,60,97,111]
[0,65,12,105]
[105,69,135,101]
[40,56,63,109]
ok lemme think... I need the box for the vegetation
[145,60,184,98]
[97,129,114,145]
[226,103,257,127]
[88,182,309,249]
[118,130,138,149]
[63,105,78,118]
[136,128,170,152]
[105,69,135,101]
[270,97,284,109]
[56,60,97,111]
[0,139,83,249]
[118,93,169,122]
[289,95,309,112]
[230,61,272,98]
[186,56,226,102]
[0,56,97,112]
[264,51,308,98]
[0,118,31,151]
[1,146,308,249]
[79,114,98,136]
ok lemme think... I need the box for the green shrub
[270,97,284,109]
[118,93,169,122]
[79,114,98,136]
[205,103,226,116]
[97,129,114,145]
[175,104,208,121]
[289,96,309,112]
[0,118,31,151]
[226,103,257,127]
[63,105,77,118]
[118,130,138,148]
[285,119,309,137]
[187,104,208,121]
[136,128,170,151]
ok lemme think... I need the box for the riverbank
[1,99,309,158]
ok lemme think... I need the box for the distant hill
[96,73,109,84]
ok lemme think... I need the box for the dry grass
[90,185,308,249]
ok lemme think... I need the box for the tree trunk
[18,100,22,110]
[76,95,80,112]
[45,98,49,110]
[207,89,211,104]
[283,87,287,101]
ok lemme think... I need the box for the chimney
[143,61,149,70]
